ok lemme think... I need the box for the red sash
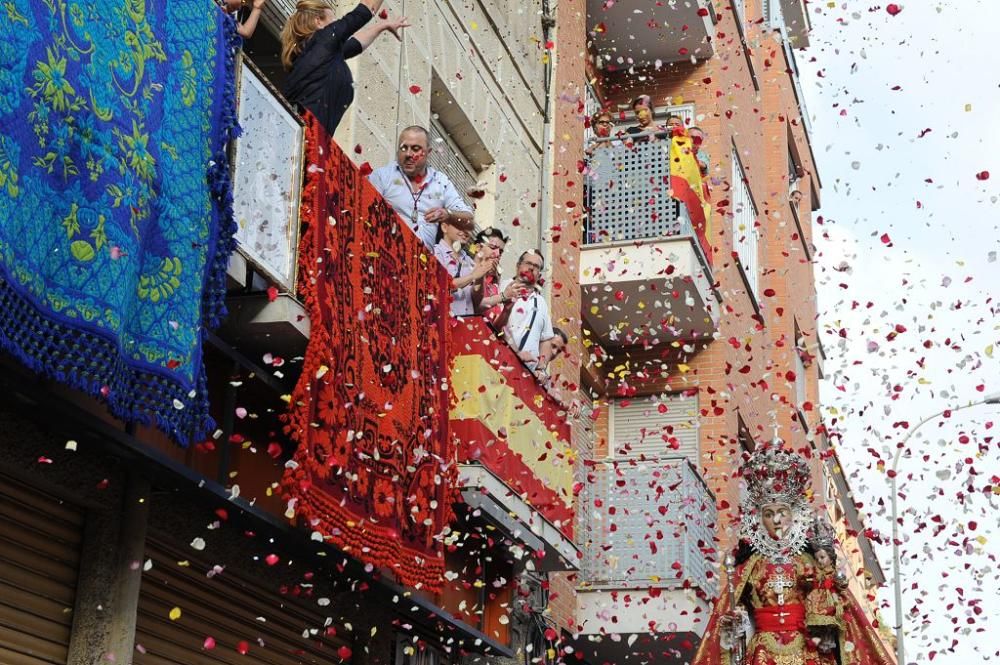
[754,604,806,632]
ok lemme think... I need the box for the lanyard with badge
[398,165,432,225]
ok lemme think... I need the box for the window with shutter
[731,146,760,301]
[610,394,699,465]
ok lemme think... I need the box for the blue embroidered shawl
[0,0,239,444]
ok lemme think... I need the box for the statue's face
[761,502,792,540]
[815,548,833,568]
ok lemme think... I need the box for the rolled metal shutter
[0,474,84,665]
[610,394,699,464]
[135,539,351,665]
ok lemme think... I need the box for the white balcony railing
[579,457,718,597]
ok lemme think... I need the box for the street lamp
[890,391,1000,665]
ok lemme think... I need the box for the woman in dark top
[280,0,408,135]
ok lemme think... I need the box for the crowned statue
[691,446,896,665]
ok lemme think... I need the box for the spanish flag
[669,135,713,265]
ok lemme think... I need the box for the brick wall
[581,3,827,549]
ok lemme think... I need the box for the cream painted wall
[308,0,550,273]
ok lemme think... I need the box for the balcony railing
[584,135,712,267]
[580,456,717,596]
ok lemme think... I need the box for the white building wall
[320,0,548,270]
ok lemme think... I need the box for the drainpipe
[538,3,556,291]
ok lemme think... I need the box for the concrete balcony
[573,456,717,662]
[581,138,719,348]
[588,0,715,66]
[449,317,580,571]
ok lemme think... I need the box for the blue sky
[800,2,1000,663]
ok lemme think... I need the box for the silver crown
[808,515,837,551]
[739,446,814,563]
[742,446,812,508]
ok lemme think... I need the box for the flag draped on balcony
[0,1,239,443]
[281,116,456,591]
[669,136,713,263]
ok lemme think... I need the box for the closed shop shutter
[610,394,699,464]
[135,539,351,665]
[0,473,84,665]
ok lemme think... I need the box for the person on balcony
[434,218,495,317]
[665,113,687,137]
[219,0,268,39]
[493,250,555,371]
[626,95,667,143]
[471,227,508,322]
[281,0,410,136]
[369,126,475,249]
[533,327,568,387]
[688,125,711,177]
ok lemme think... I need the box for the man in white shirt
[494,250,555,371]
[368,126,474,249]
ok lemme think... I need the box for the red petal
[359,161,373,177]
[408,85,422,94]
[886,3,902,15]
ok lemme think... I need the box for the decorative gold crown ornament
[739,446,814,563]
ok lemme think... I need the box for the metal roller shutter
[0,473,84,665]
[610,394,699,464]
[135,540,351,665]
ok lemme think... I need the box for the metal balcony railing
[580,456,718,597]
[584,135,694,245]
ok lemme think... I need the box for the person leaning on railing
[433,218,495,317]
[368,126,475,249]
[492,250,556,373]
[625,95,668,143]
[688,125,711,177]
[280,0,410,136]
[471,227,508,322]
[219,0,267,39]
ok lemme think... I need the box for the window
[610,393,699,465]
[584,82,601,143]
[733,0,747,26]
[794,330,807,407]
[730,146,759,301]
[763,0,784,29]
[737,413,756,452]
[787,148,800,195]
[428,119,477,210]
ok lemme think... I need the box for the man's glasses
[398,144,427,154]
[596,120,613,126]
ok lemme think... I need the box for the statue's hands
[833,567,849,589]
[719,607,750,650]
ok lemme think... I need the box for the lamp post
[890,392,1000,665]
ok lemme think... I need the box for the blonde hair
[280,0,334,70]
